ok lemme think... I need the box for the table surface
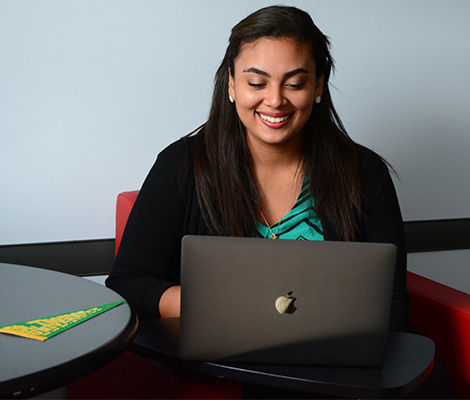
[132,318,435,399]
[0,263,137,399]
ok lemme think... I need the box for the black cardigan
[106,136,409,331]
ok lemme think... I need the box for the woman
[106,5,409,331]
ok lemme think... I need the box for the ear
[228,68,235,100]
[314,74,324,99]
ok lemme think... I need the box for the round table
[0,263,137,399]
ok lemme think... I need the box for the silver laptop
[179,235,396,367]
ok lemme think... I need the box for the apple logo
[275,291,297,314]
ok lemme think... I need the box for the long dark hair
[191,5,364,241]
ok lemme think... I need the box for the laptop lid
[179,235,396,367]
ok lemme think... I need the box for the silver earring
[229,94,234,103]
[315,96,321,104]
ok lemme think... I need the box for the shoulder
[157,135,196,165]
[359,148,388,172]
[358,148,393,198]
[143,136,197,188]
[152,136,196,177]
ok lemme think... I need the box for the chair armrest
[408,271,470,398]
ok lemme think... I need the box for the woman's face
[228,36,323,150]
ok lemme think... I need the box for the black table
[132,318,435,399]
[0,263,137,399]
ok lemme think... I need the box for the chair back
[115,190,139,255]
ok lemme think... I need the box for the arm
[106,139,191,319]
[359,152,410,331]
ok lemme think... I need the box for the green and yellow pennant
[0,300,125,341]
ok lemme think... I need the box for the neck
[247,136,304,173]
[247,135,305,227]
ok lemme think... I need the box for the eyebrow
[242,67,310,78]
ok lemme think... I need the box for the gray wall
[1,0,469,245]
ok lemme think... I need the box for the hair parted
[191,5,366,241]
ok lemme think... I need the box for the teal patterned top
[256,183,324,241]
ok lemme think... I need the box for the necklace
[260,210,282,239]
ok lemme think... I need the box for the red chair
[116,191,470,399]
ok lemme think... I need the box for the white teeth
[259,113,291,123]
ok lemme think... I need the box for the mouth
[257,112,293,127]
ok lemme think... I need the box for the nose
[264,84,285,109]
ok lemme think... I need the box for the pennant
[0,300,125,341]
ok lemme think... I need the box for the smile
[257,113,292,123]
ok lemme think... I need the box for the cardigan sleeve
[106,138,193,319]
[359,151,410,331]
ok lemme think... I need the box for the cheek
[293,94,315,118]
[238,92,262,110]
[294,92,315,110]
[234,85,262,110]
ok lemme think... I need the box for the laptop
[179,235,396,367]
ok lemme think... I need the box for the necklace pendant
[270,233,278,239]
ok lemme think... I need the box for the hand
[159,285,181,318]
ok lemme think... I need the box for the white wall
[1,0,469,245]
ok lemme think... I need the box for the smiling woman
[107,6,409,335]
[106,7,460,397]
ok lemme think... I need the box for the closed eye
[248,82,266,88]
[287,83,305,89]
